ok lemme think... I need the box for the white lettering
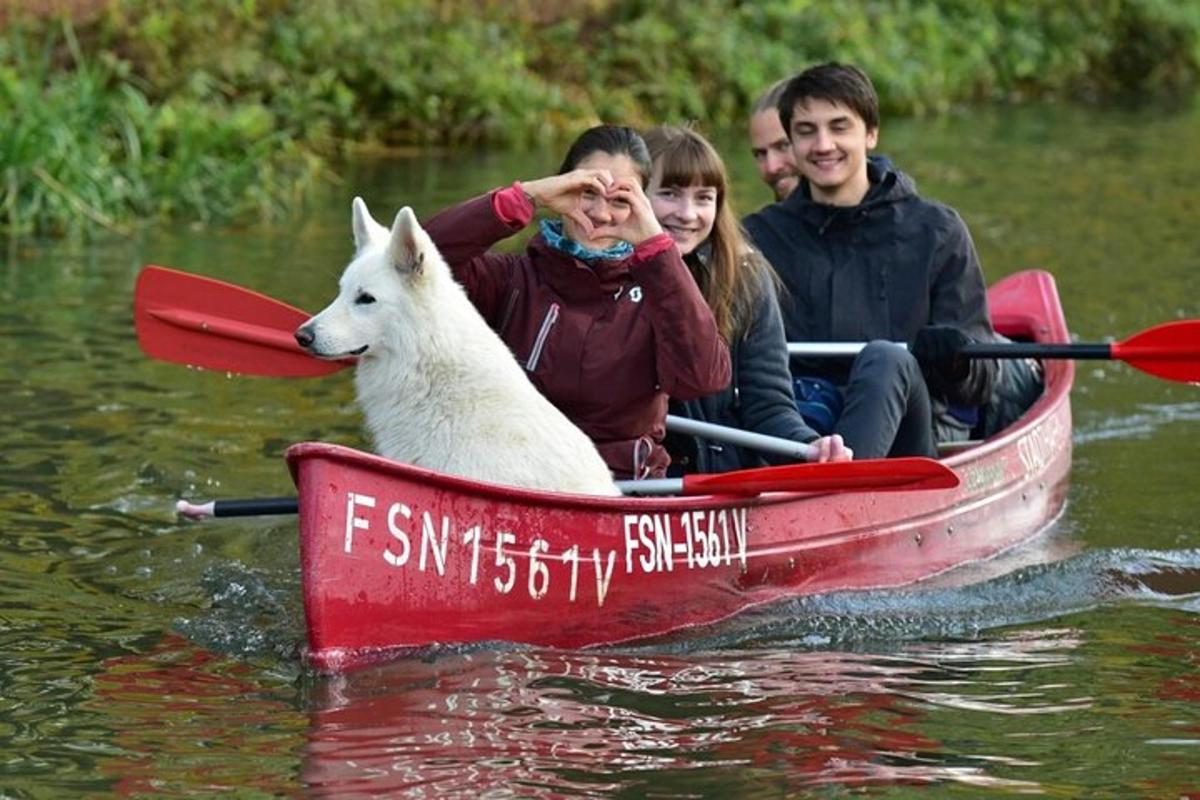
[564,545,580,602]
[463,525,482,584]
[494,531,517,594]
[528,539,550,599]
[705,511,720,565]
[717,509,732,566]
[344,493,376,554]
[1018,416,1065,473]
[339,491,755,595]
[733,508,748,566]
[419,512,449,575]
[679,511,695,568]
[653,514,673,572]
[593,548,616,607]
[623,515,639,574]
[637,515,656,573]
[384,502,412,566]
[691,510,709,568]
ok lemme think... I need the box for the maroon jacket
[424,186,731,479]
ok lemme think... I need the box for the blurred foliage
[2,0,1199,236]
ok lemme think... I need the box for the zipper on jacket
[525,302,560,372]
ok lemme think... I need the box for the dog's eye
[355,292,376,305]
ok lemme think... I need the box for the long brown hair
[643,124,766,343]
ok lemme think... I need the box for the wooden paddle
[175,455,959,519]
[787,324,1200,384]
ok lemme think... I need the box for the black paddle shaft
[213,497,299,517]
[960,342,1112,360]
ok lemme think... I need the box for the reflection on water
[2,100,1199,796]
[167,542,1198,796]
[89,635,304,796]
[300,636,1079,796]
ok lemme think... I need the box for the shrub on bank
[0,20,321,237]
[2,0,1198,236]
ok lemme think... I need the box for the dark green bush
[2,0,1198,236]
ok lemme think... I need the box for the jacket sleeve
[928,211,998,407]
[733,269,821,458]
[632,235,732,400]
[421,188,530,321]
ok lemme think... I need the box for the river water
[2,101,1199,798]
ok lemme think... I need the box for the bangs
[653,135,727,192]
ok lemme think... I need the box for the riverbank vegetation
[3,0,1198,237]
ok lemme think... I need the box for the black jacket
[743,160,997,409]
[667,260,819,474]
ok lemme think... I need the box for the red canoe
[287,269,1073,673]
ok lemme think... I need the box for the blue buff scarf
[539,218,633,263]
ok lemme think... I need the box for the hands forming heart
[522,168,663,247]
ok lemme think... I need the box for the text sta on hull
[288,270,1073,673]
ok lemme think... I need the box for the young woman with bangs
[421,125,731,480]
[643,124,851,473]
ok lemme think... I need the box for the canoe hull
[289,270,1074,673]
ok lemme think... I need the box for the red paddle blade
[681,457,960,496]
[1113,320,1200,383]
[134,265,351,378]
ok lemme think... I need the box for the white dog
[294,198,619,496]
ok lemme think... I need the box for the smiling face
[647,165,717,257]
[748,109,800,201]
[561,151,642,249]
[787,97,878,206]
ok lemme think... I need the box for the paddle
[137,268,823,458]
[134,265,351,378]
[140,264,958,509]
[665,415,816,460]
[787,322,1200,384]
[175,455,959,518]
[136,266,1200,384]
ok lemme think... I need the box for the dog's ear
[388,206,428,277]
[351,197,385,254]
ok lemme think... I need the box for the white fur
[295,197,619,496]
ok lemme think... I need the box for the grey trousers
[834,341,936,459]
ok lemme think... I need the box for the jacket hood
[784,155,917,234]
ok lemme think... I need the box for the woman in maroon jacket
[423,125,731,479]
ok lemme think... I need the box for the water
[2,100,1200,797]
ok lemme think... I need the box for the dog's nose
[295,326,314,349]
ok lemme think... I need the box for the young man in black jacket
[743,62,998,458]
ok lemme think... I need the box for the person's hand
[912,325,971,378]
[521,169,613,233]
[811,434,852,463]
[587,177,663,245]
